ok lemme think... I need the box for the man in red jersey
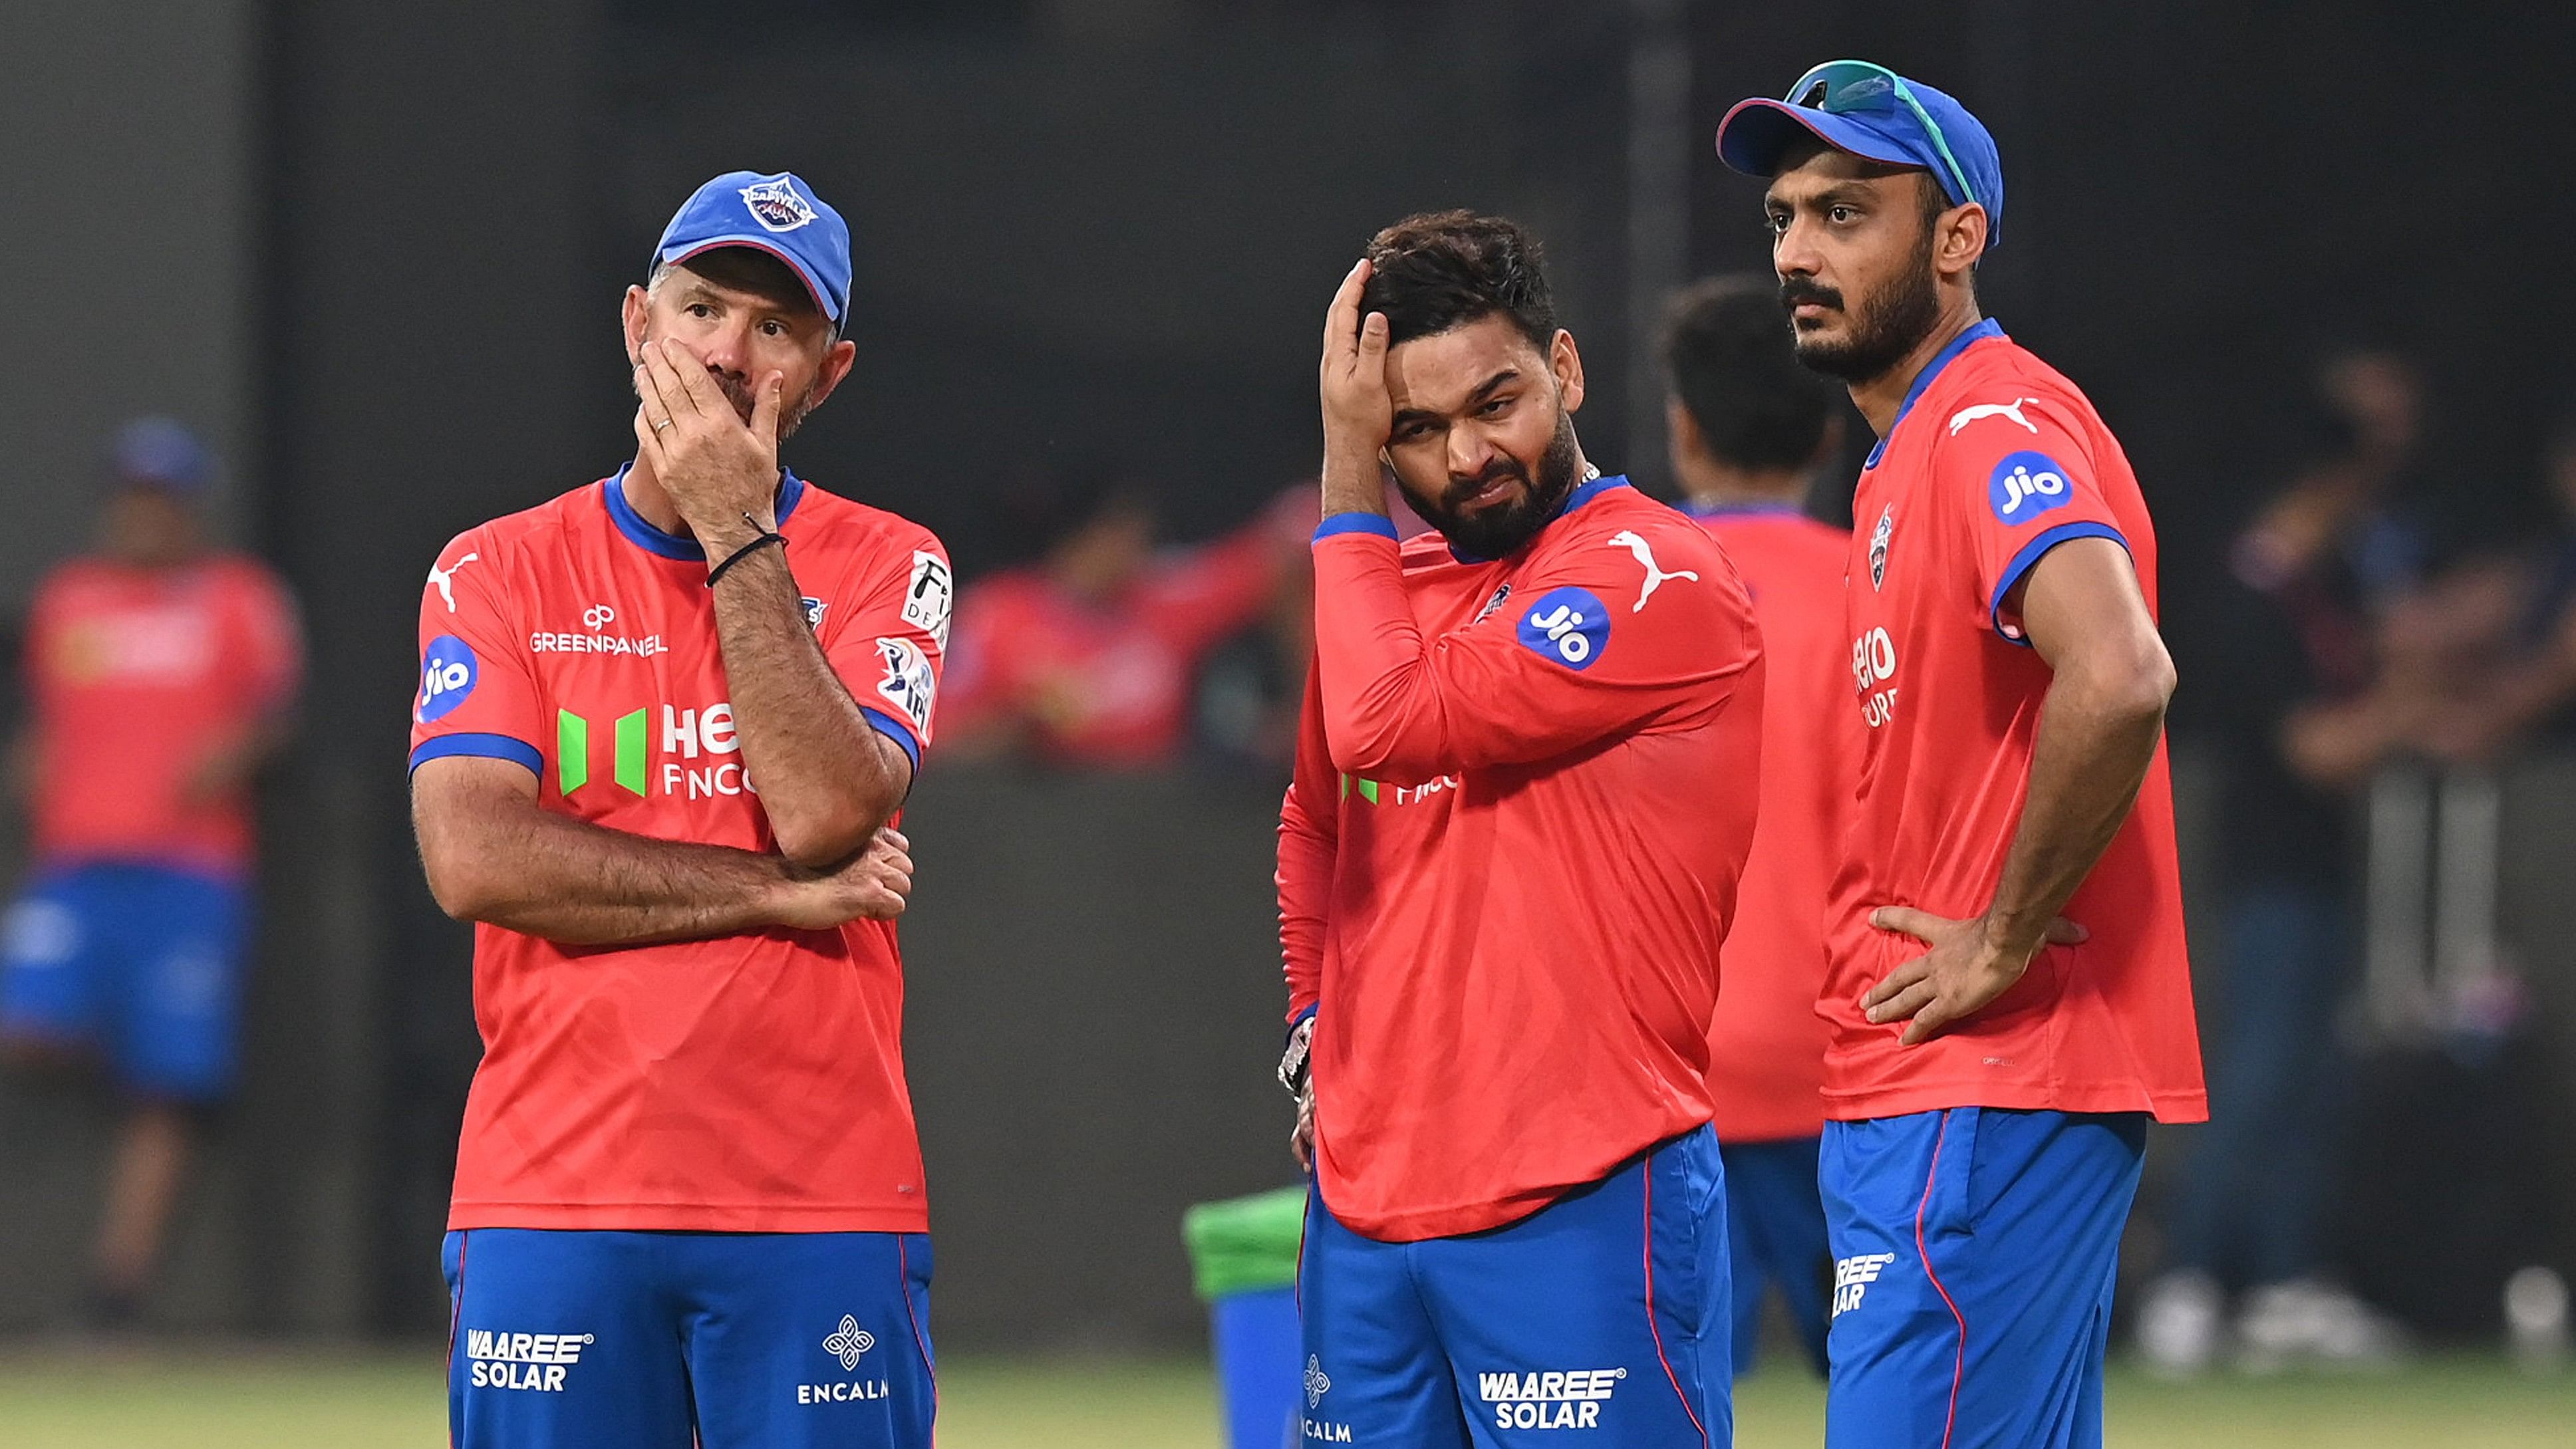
[410,171,940,1449]
[3,418,301,1325]
[1719,62,2204,1449]
[940,468,1307,767]
[1280,211,1763,1447]
[1663,275,1852,1378]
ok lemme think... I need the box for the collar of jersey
[602,463,807,561]
[1681,498,1804,519]
[1864,317,2007,471]
[1447,472,1631,565]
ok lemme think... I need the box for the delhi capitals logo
[823,1315,875,1371]
[740,176,817,233]
[1305,1355,1333,1408]
[1869,505,1894,591]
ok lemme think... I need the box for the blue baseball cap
[110,416,212,494]
[1716,62,2005,247]
[651,170,852,329]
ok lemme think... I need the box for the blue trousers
[1299,1126,1730,1448]
[1721,1136,1831,1377]
[1822,1109,2145,1449]
[443,1228,934,1449]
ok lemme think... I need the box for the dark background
[1,0,2572,1347]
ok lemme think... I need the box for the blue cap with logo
[651,170,852,329]
[111,416,212,494]
[1716,61,2005,247]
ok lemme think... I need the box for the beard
[634,340,823,442]
[1780,227,1941,386]
[1411,408,1585,561]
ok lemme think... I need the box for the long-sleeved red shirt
[1280,475,1765,1242]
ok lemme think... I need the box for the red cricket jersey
[939,524,1281,767]
[1828,321,2207,1124]
[25,554,301,876]
[1689,505,1851,1144]
[1280,477,1765,1242]
[409,467,954,1232]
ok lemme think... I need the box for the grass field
[0,1348,2569,1446]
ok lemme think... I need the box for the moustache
[1445,459,1530,509]
[1779,278,1844,314]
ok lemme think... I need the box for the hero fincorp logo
[1989,450,2073,523]
[1851,626,1900,728]
[553,702,760,800]
[462,1328,593,1392]
[1478,1367,1626,1431]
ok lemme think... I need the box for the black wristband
[706,531,786,587]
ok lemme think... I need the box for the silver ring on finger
[651,417,674,432]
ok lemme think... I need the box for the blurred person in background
[938,462,1310,768]
[2139,350,2429,1373]
[2412,408,2576,759]
[0,418,301,1328]
[1662,273,1850,1378]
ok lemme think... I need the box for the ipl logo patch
[1869,505,1894,591]
[740,176,817,233]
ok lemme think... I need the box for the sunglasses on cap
[1784,59,1978,211]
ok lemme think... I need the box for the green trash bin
[1183,1186,1308,1449]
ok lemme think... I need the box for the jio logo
[1516,587,1612,672]
[1988,450,2073,522]
[416,634,479,722]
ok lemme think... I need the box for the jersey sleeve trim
[1989,520,2130,646]
[410,733,543,778]
[859,706,925,773]
[1288,1001,1318,1031]
[1314,513,1400,544]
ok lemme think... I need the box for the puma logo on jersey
[1947,398,2038,436]
[426,553,480,612]
[1604,531,1698,612]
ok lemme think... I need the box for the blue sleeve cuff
[1287,1002,1318,1033]
[1989,522,2130,645]
[409,732,542,778]
[1314,513,1400,544]
[860,707,925,775]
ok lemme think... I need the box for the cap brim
[660,236,843,327]
[1715,98,1926,178]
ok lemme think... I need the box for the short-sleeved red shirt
[26,554,301,876]
[1689,505,1851,1143]
[1827,322,2206,1124]
[410,467,952,1232]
